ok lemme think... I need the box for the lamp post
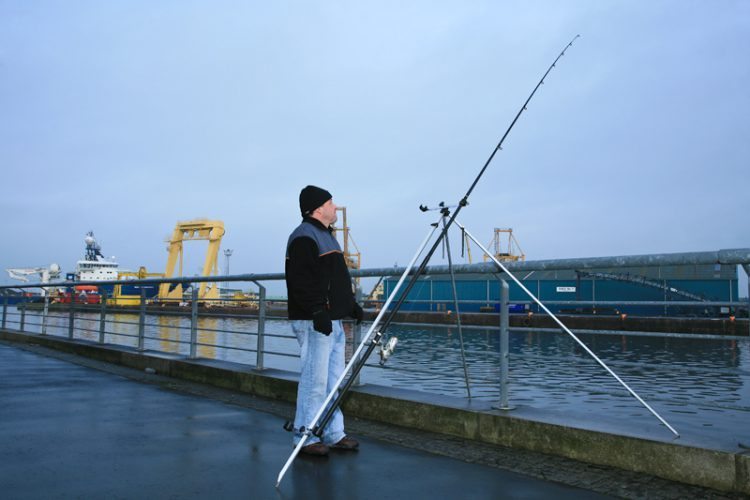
[223,249,233,290]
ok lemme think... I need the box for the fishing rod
[276,35,579,488]
[312,34,580,436]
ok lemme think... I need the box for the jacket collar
[302,216,333,233]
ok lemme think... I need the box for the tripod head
[419,201,466,217]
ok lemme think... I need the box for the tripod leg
[458,220,679,437]
[442,216,472,398]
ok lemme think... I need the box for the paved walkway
[0,342,612,499]
[3,339,744,499]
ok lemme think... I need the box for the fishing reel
[283,421,321,437]
[379,335,399,365]
[283,420,325,439]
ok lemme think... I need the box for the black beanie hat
[299,185,332,216]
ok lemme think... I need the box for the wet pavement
[0,342,609,499]
[0,340,743,499]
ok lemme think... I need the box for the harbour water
[11,309,750,451]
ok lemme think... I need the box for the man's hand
[352,303,364,325]
[312,310,333,335]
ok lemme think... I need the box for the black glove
[352,303,364,325]
[312,310,332,336]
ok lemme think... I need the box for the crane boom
[5,264,61,295]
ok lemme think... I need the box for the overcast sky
[1,1,748,295]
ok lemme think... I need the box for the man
[285,185,364,456]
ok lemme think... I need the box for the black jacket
[285,217,356,320]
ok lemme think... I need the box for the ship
[64,232,159,303]
[66,231,120,282]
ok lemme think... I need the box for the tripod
[277,208,680,487]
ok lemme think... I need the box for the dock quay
[1,328,748,498]
[368,310,749,336]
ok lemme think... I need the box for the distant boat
[65,231,158,301]
[65,231,119,282]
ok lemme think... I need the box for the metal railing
[1,248,749,412]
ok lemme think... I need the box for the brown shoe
[300,442,329,456]
[331,436,359,451]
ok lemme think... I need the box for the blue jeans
[292,319,346,445]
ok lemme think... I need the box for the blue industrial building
[384,263,740,317]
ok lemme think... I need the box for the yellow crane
[333,207,361,271]
[333,207,361,287]
[483,228,525,262]
[158,219,225,302]
[463,231,473,264]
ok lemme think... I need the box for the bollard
[99,290,107,343]
[20,299,26,332]
[68,288,75,339]
[495,279,513,410]
[189,286,198,359]
[352,286,363,386]
[255,283,266,370]
[137,286,146,351]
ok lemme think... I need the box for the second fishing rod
[310,34,581,438]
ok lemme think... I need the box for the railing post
[255,283,266,370]
[68,287,75,339]
[2,295,7,329]
[99,290,107,343]
[743,264,750,336]
[137,286,146,351]
[495,279,513,410]
[41,291,50,335]
[19,299,26,332]
[189,286,198,359]
[352,286,363,387]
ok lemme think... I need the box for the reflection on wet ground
[15,311,750,449]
